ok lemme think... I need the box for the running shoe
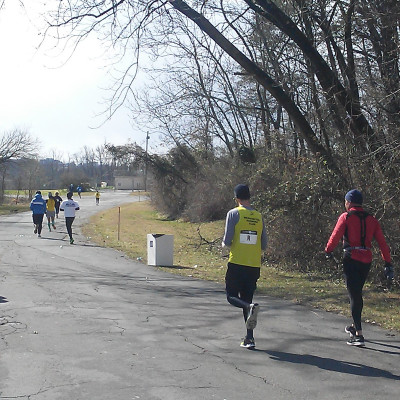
[240,337,256,349]
[70,238,74,244]
[38,234,41,238]
[345,325,356,338]
[52,224,56,230]
[246,303,260,330]
[347,335,365,347]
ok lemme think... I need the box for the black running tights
[33,214,44,235]
[225,263,260,337]
[343,258,371,332]
[65,217,75,239]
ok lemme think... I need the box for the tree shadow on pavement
[38,237,65,242]
[363,340,400,355]
[72,242,104,248]
[37,237,103,248]
[257,350,400,380]
[159,265,195,270]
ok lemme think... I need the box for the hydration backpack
[343,210,371,256]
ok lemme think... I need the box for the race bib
[239,230,257,245]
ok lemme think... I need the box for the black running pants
[32,214,44,235]
[65,217,75,239]
[343,258,371,332]
[225,263,260,321]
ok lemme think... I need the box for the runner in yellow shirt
[46,192,57,231]
[95,190,100,205]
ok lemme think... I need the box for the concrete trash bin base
[147,234,174,266]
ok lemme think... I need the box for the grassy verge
[82,201,400,332]
[1,189,67,214]
[4,189,69,196]
[0,203,30,215]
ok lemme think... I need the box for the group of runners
[222,184,394,349]
[30,191,80,244]
[29,183,394,349]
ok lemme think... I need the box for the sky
[0,2,153,160]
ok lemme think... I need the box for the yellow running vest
[228,206,263,267]
[47,198,56,212]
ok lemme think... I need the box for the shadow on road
[363,340,400,355]
[159,265,195,270]
[256,349,400,380]
[36,236,103,248]
[37,237,65,242]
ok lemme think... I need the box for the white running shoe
[347,335,365,347]
[246,303,260,330]
[345,325,356,338]
[240,337,256,349]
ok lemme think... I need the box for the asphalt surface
[1,190,399,400]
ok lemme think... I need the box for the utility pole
[145,132,150,192]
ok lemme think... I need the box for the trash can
[147,234,174,266]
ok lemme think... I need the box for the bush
[149,145,399,289]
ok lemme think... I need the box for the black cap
[67,192,73,199]
[234,184,250,200]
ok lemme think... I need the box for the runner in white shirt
[60,192,80,244]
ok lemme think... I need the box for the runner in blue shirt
[30,191,46,238]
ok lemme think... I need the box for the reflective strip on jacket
[30,195,47,215]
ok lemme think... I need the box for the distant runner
[325,189,394,347]
[60,192,80,244]
[222,184,267,349]
[30,191,46,238]
[95,190,100,205]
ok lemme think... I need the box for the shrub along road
[0,190,399,399]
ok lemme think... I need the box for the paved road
[1,191,399,400]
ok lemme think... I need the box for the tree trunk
[168,0,344,180]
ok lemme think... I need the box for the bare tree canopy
[42,1,399,186]
[0,130,39,165]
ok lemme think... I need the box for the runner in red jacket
[325,189,393,347]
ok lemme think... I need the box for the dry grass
[0,196,30,215]
[0,203,30,215]
[82,201,226,279]
[82,200,400,332]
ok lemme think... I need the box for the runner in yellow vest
[46,192,57,231]
[95,190,100,205]
[222,184,267,349]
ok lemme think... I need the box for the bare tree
[18,158,44,200]
[43,1,400,188]
[95,143,110,184]
[0,130,39,202]
[45,1,343,174]
[0,130,38,165]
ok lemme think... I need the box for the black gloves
[384,263,394,280]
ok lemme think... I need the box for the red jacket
[325,206,391,264]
